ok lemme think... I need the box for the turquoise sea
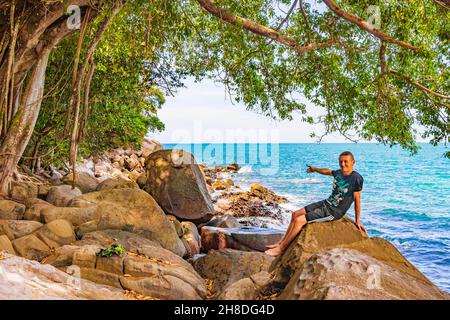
[164,143,450,292]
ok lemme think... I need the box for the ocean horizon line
[159,141,443,145]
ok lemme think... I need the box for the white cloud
[151,78,364,144]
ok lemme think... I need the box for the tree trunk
[0,47,50,195]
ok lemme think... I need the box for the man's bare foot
[265,246,283,257]
[265,243,280,249]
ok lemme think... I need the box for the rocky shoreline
[0,142,448,300]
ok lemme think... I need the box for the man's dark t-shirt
[324,169,364,217]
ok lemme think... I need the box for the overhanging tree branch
[389,70,450,105]
[196,0,338,53]
[322,0,420,52]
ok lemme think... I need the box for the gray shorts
[304,200,341,223]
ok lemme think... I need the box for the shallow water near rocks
[165,143,450,293]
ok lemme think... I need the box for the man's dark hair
[339,151,354,160]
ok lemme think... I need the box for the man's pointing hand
[306,165,315,173]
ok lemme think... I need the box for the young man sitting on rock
[265,151,366,257]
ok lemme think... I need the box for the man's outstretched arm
[306,165,333,176]
[354,191,367,233]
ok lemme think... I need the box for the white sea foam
[238,165,253,173]
[289,177,323,184]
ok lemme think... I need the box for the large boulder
[68,188,185,256]
[63,172,99,193]
[35,219,76,249]
[11,234,51,261]
[0,221,14,240]
[141,139,162,158]
[180,221,201,258]
[0,235,15,254]
[200,226,284,252]
[41,206,97,226]
[43,230,207,300]
[339,237,435,286]
[3,220,43,239]
[46,185,82,207]
[218,271,273,300]
[144,149,214,221]
[278,248,448,300]
[200,226,253,252]
[23,199,54,222]
[96,178,139,191]
[0,200,25,220]
[269,216,367,284]
[8,181,38,203]
[198,214,241,229]
[0,252,127,299]
[192,248,274,299]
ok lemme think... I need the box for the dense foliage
[22,0,450,169]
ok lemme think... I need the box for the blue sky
[151,77,354,144]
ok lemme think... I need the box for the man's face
[339,155,355,172]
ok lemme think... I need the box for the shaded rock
[63,172,99,193]
[0,220,14,240]
[211,179,234,190]
[41,206,97,226]
[75,220,100,238]
[79,267,122,288]
[12,234,51,261]
[136,174,147,189]
[192,248,274,298]
[167,214,184,237]
[128,170,141,182]
[141,139,163,158]
[200,226,284,252]
[201,226,253,252]
[180,221,201,258]
[269,216,367,284]
[80,230,185,266]
[23,197,51,209]
[278,248,448,300]
[144,149,214,221]
[42,229,207,300]
[23,198,54,222]
[215,191,284,220]
[0,235,15,254]
[72,245,101,268]
[218,271,272,300]
[9,181,38,203]
[37,184,52,199]
[230,227,284,252]
[0,252,127,299]
[96,178,139,191]
[124,155,141,172]
[4,220,43,239]
[199,214,241,229]
[119,275,201,300]
[123,255,206,297]
[217,277,256,300]
[46,185,82,207]
[70,189,185,256]
[0,200,25,220]
[35,219,76,249]
[96,255,124,275]
[226,162,240,172]
[249,183,288,203]
[339,237,434,286]
[41,245,79,268]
